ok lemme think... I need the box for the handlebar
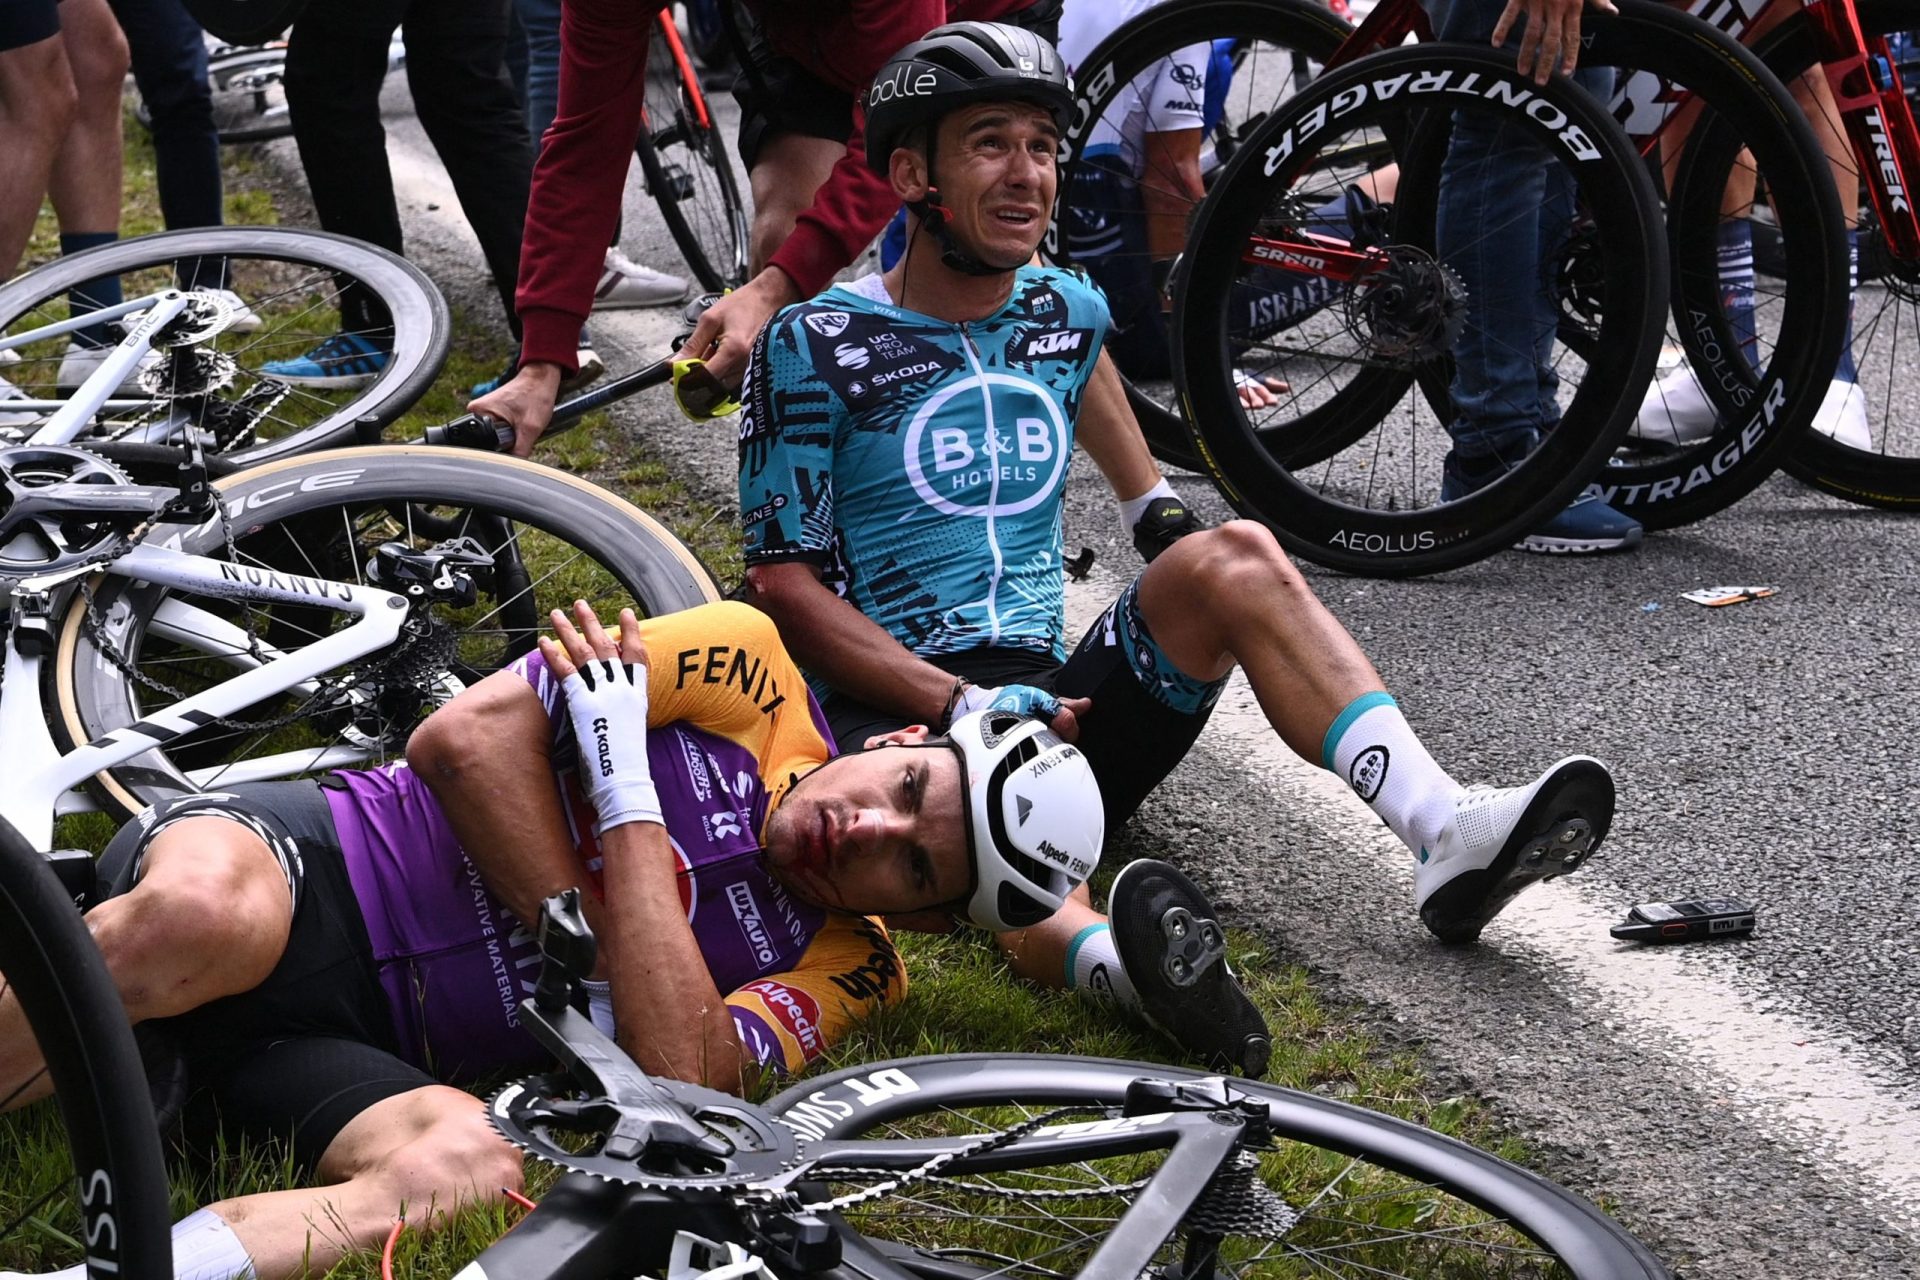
[422,357,677,450]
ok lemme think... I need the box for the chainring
[0,444,138,581]
[486,1073,801,1191]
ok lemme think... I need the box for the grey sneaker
[1109,859,1271,1078]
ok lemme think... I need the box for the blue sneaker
[1442,450,1642,555]
[260,332,389,389]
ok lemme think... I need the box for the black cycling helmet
[863,21,1075,176]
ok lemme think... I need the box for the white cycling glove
[951,681,1061,726]
[560,657,663,835]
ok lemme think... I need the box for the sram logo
[1250,242,1329,271]
[1264,72,1601,176]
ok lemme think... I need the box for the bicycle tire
[0,226,450,467]
[764,1053,1670,1279]
[51,446,722,820]
[1758,0,1920,508]
[640,34,751,293]
[1051,0,1353,472]
[1579,1,1848,529]
[199,46,295,145]
[1173,44,1665,576]
[0,822,172,1278]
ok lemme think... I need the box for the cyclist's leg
[192,1052,518,1277]
[1134,522,1613,942]
[0,792,298,1112]
[0,7,73,276]
[403,0,534,333]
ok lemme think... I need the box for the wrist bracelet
[940,676,972,731]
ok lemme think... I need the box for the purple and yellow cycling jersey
[322,602,906,1080]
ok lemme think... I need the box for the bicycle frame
[0,311,412,847]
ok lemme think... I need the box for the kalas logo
[805,311,851,337]
[834,342,870,369]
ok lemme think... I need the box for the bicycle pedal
[1158,906,1227,988]
[663,164,695,202]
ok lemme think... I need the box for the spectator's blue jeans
[1428,0,1614,463]
[508,0,562,146]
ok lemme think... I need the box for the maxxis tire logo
[902,372,1069,517]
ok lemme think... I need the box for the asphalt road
[322,57,1920,1278]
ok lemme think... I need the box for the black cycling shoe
[1109,859,1272,1079]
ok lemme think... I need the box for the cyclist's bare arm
[742,562,1086,739]
[1078,351,1170,503]
[408,671,611,944]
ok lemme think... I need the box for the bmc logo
[1017,328,1088,360]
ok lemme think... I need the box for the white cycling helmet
[941,709,1105,932]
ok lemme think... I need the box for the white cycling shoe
[55,342,161,396]
[1634,362,1872,451]
[1414,757,1614,944]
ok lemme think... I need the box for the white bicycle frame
[1,296,410,848]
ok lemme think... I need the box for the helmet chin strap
[905,131,1021,278]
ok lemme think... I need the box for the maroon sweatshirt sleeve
[517,0,669,370]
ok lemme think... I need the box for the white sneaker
[0,371,39,429]
[1812,377,1871,450]
[1630,362,1717,448]
[56,342,161,396]
[1414,757,1614,944]
[561,340,606,393]
[592,248,689,309]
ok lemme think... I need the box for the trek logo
[871,360,941,386]
[804,311,851,337]
[869,64,939,107]
[1250,242,1329,272]
[834,342,871,369]
[1264,72,1601,176]
[905,372,1070,517]
[591,717,615,777]
[1016,328,1090,360]
[1170,62,1204,91]
[728,882,779,967]
[1866,110,1911,214]
[1348,745,1389,802]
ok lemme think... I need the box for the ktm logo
[1018,329,1089,360]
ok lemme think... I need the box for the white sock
[15,1208,261,1280]
[1324,692,1464,856]
[1065,923,1140,1013]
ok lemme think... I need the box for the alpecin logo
[1348,745,1390,802]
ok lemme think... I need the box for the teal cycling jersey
[738,268,1111,661]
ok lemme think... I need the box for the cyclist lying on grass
[738,22,1621,1079]
[0,599,1104,1280]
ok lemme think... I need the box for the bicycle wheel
[1051,0,1353,472]
[1757,0,1920,508]
[193,45,295,144]
[51,446,722,819]
[639,28,751,293]
[0,226,450,468]
[0,822,172,1278]
[1581,0,1848,529]
[765,1053,1669,1279]
[1173,44,1665,576]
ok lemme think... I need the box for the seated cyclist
[739,23,1619,1076]
[0,600,1104,1280]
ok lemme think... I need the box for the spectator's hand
[952,683,1091,742]
[469,362,563,458]
[672,269,802,388]
[1491,0,1617,84]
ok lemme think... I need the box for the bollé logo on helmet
[903,372,1069,517]
[870,65,940,106]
